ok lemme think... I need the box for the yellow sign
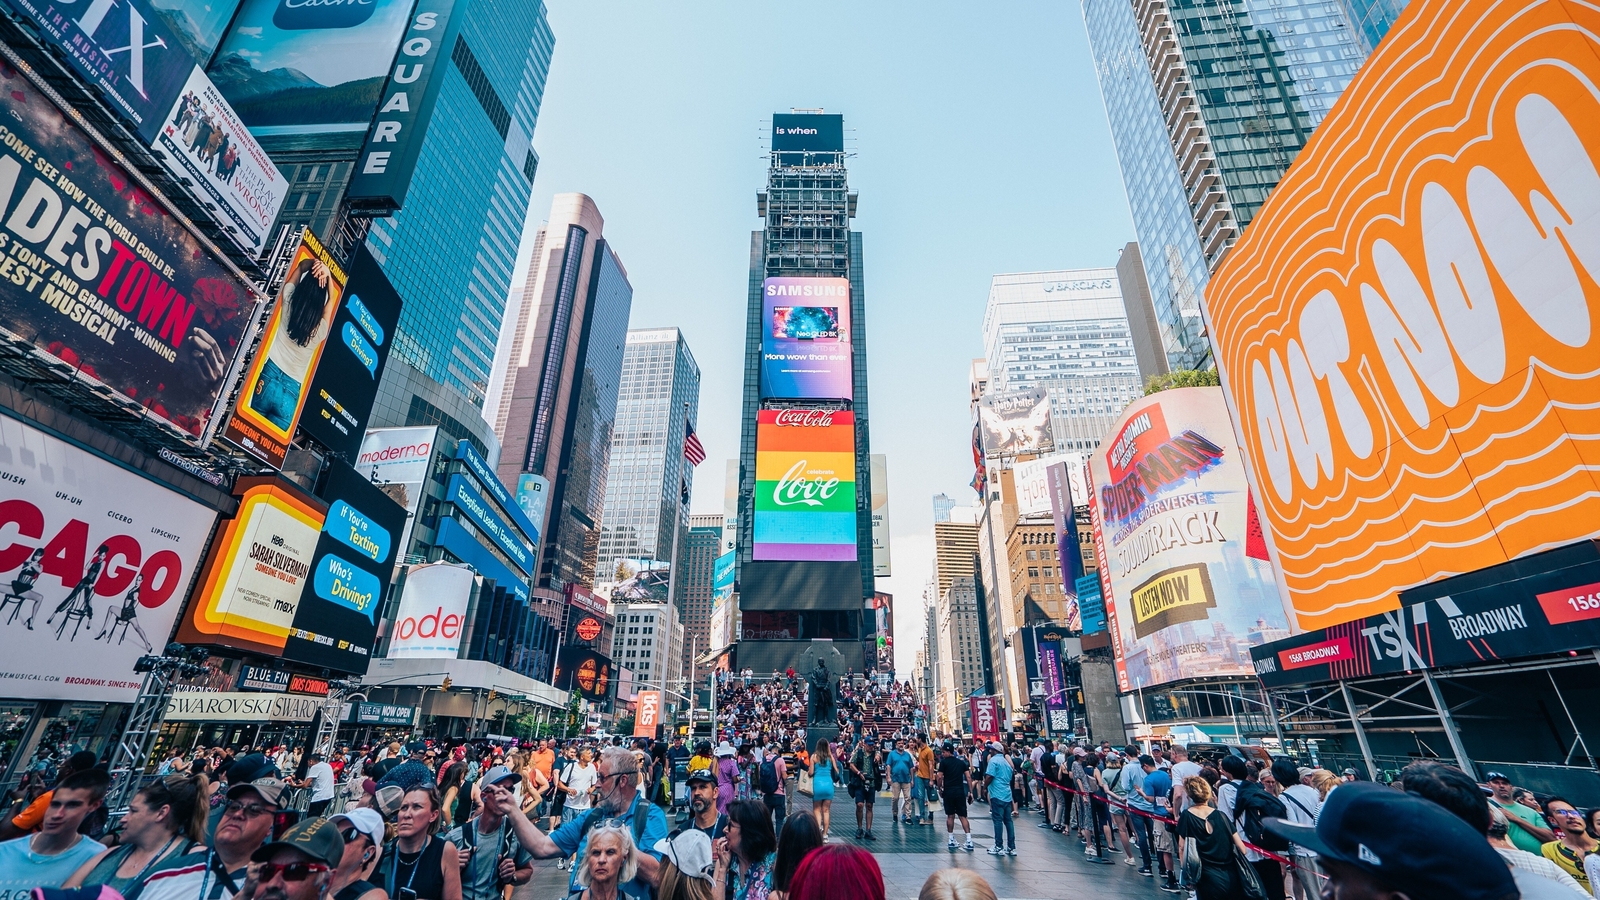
[1130,564,1215,639]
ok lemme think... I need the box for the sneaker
[987,846,1004,856]
[856,828,864,839]
[963,841,975,852]
[947,839,957,851]
[1138,867,1153,877]
[1125,857,1138,866]
[1006,848,1017,857]
[1037,821,1051,828]
[864,831,875,841]
[1160,885,1185,894]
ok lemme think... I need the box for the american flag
[684,422,706,466]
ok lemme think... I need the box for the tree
[1144,369,1220,395]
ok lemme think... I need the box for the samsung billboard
[759,277,853,400]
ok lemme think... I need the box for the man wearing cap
[847,736,880,841]
[233,818,344,900]
[376,742,434,793]
[1263,780,1519,900]
[141,776,287,900]
[494,746,667,900]
[297,753,337,817]
[982,741,1016,857]
[327,808,386,900]
[442,766,532,900]
[670,771,726,841]
[1486,770,1555,854]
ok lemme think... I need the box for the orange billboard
[633,690,662,738]
[1205,0,1600,630]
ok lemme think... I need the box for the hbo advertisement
[1086,387,1288,690]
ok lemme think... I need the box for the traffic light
[441,676,453,691]
[487,689,498,703]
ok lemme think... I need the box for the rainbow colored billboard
[754,409,858,561]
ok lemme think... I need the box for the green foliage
[1144,369,1220,395]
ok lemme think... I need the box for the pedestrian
[298,752,337,816]
[1126,754,1160,877]
[846,737,879,841]
[1485,771,1555,854]
[0,768,109,892]
[1273,758,1322,900]
[918,869,996,900]
[377,742,435,793]
[675,771,725,841]
[64,772,205,891]
[375,786,463,900]
[715,743,740,815]
[1216,755,1286,900]
[0,750,100,840]
[442,766,532,900]
[784,844,883,900]
[656,830,715,900]
[711,800,776,900]
[982,741,1015,857]
[138,773,286,900]
[1541,797,1598,891]
[232,818,345,900]
[1102,750,1136,864]
[935,744,974,852]
[574,823,638,900]
[1138,756,1177,891]
[912,737,936,826]
[768,812,823,900]
[1173,776,1249,900]
[886,740,913,824]
[323,808,386,900]
[759,744,788,835]
[1263,780,1518,900]
[806,739,836,836]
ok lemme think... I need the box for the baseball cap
[654,831,715,881]
[227,777,287,807]
[373,784,405,818]
[987,741,1003,751]
[481,765,520,787]
[331,808,384,846]
[1484,770,1510,782]
[684,769,716,786]
[252,817,345,869]
[405,740,429,755]
[1262,781,1516,900]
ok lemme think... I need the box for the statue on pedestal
[807,658,837,725]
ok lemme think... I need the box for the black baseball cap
[684,770,716,786]
[1263,782,1517,900]
[1484,770,1511,782]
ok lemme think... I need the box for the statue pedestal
[803,723,841,756]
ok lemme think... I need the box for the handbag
[1233,846,1267,900]
[1181,832,1202,885]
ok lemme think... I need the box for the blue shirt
[0,834,106,892]
[984,755,1014,804]
[1125,766,1153,812]
[886,750,913,783]
[550,796,668,899]
[1143,769,1172,813]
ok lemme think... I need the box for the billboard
[0,64,259,440]
[515,474,551,537]
[603,559,670,603]
[299,246,403,461]
[1203,0,1600,630]
[445,474,535,576]
[969,696,1000,741]
[870,454,891,577]
[0,414,218,702]
[1046,457,1087,632]
[753,409,857,561]
[177,477,325,656]
[772,114,844,153]
[977,388,1055,458]
[386,562,474,659]
[1014,453,1085,518]
[356,426,437,556]
[633,689,662,737]
[713,551,736,603]
[555,646,612,702]
[284,462,405,672]
[344,0,463,212]
[148,0,243,63]
[207,0,414,134]
[759,278,853,400]
[1086,388,1289,691]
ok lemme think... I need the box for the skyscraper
[982,268,1145,452]
[735,111,874,675]
[595,329,702,580]
[932,493,956,524]
[679,515,724,679]
[1335,0,1412,53]
[1082,0,1367,370]
[1115,243,1169,382]
[491,194,633,591]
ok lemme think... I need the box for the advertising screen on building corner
[1203,0,1600,631]
[754,409,857,562]
[760,277,853,400]
[1086,387,1288,691]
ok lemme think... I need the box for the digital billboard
[555,646,612,702]
[356,426,437,556]
[1086,388,1289,690]
[283,462,405,672]
[299,246,403,461]
[149,0,244,63]
[772,114,844,153]
[753,409,857,562]
[759,278,853,400]
[1203,0,1600,630]
[0,414,219,702]
[977,388,1055,458]
[387,562,474,659]
[177,477,325,657]
[0,64,259,440]
[870,454,891,577]
[207,0,414,135]
[225,230,346,467]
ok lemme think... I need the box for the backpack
[1041,752,1060,784]
[1233,782,1291,852]
[759,758,780,795]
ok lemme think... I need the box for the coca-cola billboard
[754,408,857,562]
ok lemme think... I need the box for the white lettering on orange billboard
[1204,0,1600,630]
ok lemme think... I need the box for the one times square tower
[736,111,873,675]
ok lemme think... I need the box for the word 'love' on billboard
[759,277,853,400]
[1205,0,1600,629]
[753,409,857,562]
[0,63,258,439]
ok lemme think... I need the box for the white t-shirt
[307,761,336,802]
[265,278,332,380]
[1169,760,1202,812]
[565,762,598,811]
[1280,783,1322,858]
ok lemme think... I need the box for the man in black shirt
[935,744,973,852]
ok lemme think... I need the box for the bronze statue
[807,658,837,724]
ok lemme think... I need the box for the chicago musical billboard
[1086,388,1289,690]
[753,409,857,562]
[1204,0,1600,629]
[759,277,853,400]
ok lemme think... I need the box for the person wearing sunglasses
[65,772,207,893]
[231,817,345,900]
[138,776,286,900]
[327,808,386,900]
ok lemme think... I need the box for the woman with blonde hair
[917,869,998,900]
[1174,776,1252,900]
[574,823,638,900]
[655,830,715,900]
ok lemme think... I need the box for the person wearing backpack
[846,737,881,842]
[758,745,787,835]
[1216,755,1288,900]
[1271,758,1322,900]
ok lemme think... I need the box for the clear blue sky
[508,1,1136,672]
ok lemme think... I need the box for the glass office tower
[1336,0,1411,53]
[1082,0,1366,371]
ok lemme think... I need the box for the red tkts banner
[634,690,662,738]
[969,696,1000,741]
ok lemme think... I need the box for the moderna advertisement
[760,277,853,400]
[1203,0,1600,630]
[1086,388,1288,691]
[753,408,857,562]
[0,414,219,702]
[386,562,474,659]
[356,426,436,556]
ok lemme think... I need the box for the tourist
[886,740,913,825]
[805,739,836,837]
[917,869,996,900]
[935,744,973,852]
[715,744,740,815]
[138,773,284,900]
[233,818,345,900]
[326,807,387,900]
[784,845,883,900]
[711,801,776,900]
[0,768,109,892]
[846,737,880,841]
[655,830,714,900]
[574,824,638,900]
[1173,776,1249,900]
[374,786,463,900]
[982,741,1015,857]
[443,766,532,900]
[769,812,823,900]
[65,773,205,891]
[1541,798,1598,891]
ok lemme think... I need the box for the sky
[503,1,1137,674]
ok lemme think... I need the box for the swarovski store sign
[166,692,321,722]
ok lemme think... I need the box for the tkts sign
[969,696,1001,740]
[1252,540,1600,689]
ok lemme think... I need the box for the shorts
[853,785,876,805]
[942,792,968,818]
[1154,821,1174,854]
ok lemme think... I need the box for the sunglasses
[257,862,330,882]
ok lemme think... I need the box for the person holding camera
[443,767,532,900]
